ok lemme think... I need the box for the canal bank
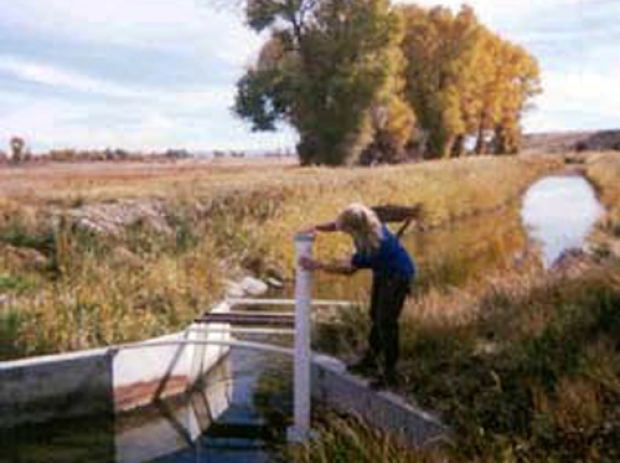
[0,168,612,463]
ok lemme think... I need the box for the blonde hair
[336,203,383,253]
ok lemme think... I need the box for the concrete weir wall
[312,355,449,448]
[0,296,447,449]
[0,303,230,430]
[114,358,233,463]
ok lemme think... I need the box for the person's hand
[299,256,320,271]
[296,225,316,236]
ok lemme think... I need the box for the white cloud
[1,0,618,150]
[0,55,144,98]
[0,54,237,109]
[523,69,620,132]
[0,89,296,152]
[0,0,263,65]
[539,70,620,117]
[538,70,620,121]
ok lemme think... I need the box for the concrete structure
[114,356,232,463]
[0,303,231,429]
[1,278,447,450]
[312,355,449,448]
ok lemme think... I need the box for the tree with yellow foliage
[399,4,541,158]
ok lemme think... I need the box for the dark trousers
[367,273,410,375]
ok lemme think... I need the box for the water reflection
[521,176,604,267]
[144,344,291,463]
[115,360,233,463]
[0,345,291,463]
[0,413,115,463]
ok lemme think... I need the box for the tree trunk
[475,111,487,155]
[451,134,465,157]
[494,125,505,154]
[443,134,456,159]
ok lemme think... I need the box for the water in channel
[312,174,605,301]
[521,175,605,267]
[1,344,292,463]
[1,175,605,463]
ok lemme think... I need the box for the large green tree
[235,0,404,165]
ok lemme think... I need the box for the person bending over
[299,203,416,388]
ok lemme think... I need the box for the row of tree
[234,0,541,165]
[0,137,192,164]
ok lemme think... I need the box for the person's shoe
[346,356,378,376]
[369,371,400,390]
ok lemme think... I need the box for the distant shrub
[575,141,588,152]
[9,136,25,164]
[165,149,190,160]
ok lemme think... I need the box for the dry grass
[0,159,295,204]
[1,154,617,461]
[586,152,620,224]
[584,152,620,256]
[0,156,559,359]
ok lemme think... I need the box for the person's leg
[367,274,383,360]
[348,275,381,374]
[373,275,409,387]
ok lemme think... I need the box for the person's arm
[297,221,338,235]
[299,256,357,276]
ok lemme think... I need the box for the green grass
[404,265,620,462]
[0,306,27,359]
[288,414,442,463]
[310,260,620,463]
[0,274,37,293]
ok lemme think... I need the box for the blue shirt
[351,226,416,280]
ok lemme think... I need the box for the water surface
[521,175,604,267]
[0,343,291,463]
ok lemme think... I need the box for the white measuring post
[287,232,315,443]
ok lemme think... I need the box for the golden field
[0,155,561,359]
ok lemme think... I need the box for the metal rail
[227,298,355,308]
[110,339,295,357]
[195,312,295,328]
[187,327,295,336]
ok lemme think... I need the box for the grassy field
[303,152,620,463]
[1,152,618,462]
[0,155,559,359]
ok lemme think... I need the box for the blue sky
[0,0,618,152]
